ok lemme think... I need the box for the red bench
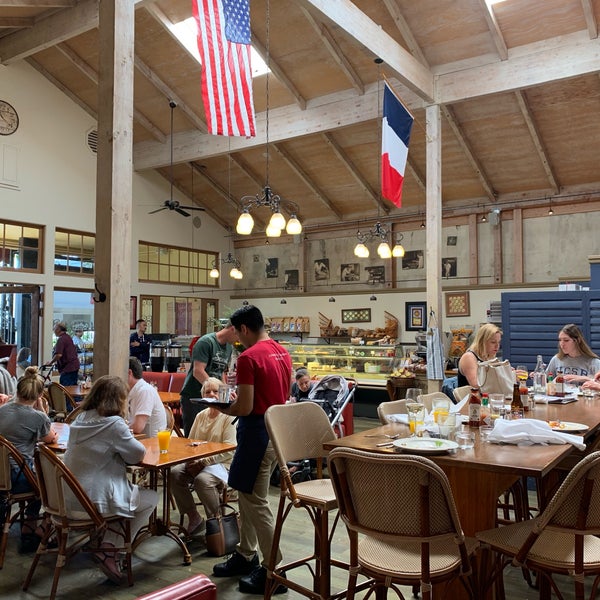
[135,574,216,600]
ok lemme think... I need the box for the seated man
[127,357,167,437]
[170,377,236,536]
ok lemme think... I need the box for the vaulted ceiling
[1,0,599,235]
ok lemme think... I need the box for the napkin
[487,418,585,450]
[451,395,469,413]
[386,413,409,425]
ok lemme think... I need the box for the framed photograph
[442,257,457,278]
[265,257,278,278]
[402,250,424,270]
[365,265,385,284]
[405,301,426,331]
[314,258,330,281]
[129,296,137,330]
[447,235,457,246]
[284,269,299,290]
[445,291,470,317]
[341,308,371,324]
[340,263,360,282]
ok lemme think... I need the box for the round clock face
[0,101,19,135]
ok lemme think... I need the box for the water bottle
[532,355,546,393]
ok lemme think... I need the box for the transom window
[54,229,95,275]
[138,242,218,286]
[0,220,43,273]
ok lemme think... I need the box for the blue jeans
[59,370,78,386]
[11,466,41,519]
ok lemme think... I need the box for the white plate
[392,438,459,454]
[548,421,589,433]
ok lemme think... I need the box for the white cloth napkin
[386,413,409,424]
[451,395,469,413]
[487,418,586,450]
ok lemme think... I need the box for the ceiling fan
[149,100,205,218]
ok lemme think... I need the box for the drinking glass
[157,430,171,454]
[489,393,504,421]
[438,412,457,440]
[432,397,451,424]
[405,388,421,403]
[406,402,425,436]
[516,365,528,383]
[456,430,475,449]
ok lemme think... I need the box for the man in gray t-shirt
[179,324,238,435]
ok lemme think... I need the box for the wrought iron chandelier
[209,252,243,280]
[353,222,404,259]
[236,187,302,237]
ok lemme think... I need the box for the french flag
[381,82,414,208]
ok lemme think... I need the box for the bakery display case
[284,342,398,386]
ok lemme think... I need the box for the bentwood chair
[264,401,347,600]
[0,435,40,569]
[417,391,452,413]
[376,399,407,425]
[453,385,472,404]
[47,382,76,421]
[23,445,133,600]
[328,448,478,600]
[477,450,600,600]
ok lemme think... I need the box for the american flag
[193,0,256,137]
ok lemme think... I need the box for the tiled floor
[0,417,588,599]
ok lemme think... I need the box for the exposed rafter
[581,0,598,39]
[321,132,385,212]
[143,3,198,62]
[55,42,166,143]
[514,90,559,194]
[251,33,307,109]
[476,0,508,60]
[272,142,343,219]
[229,153,268,192]
[133,55,207,133]
[0,0,75,5]
[381,0,429,67]
[0,17,33,27]
[440,104,496,201]
[300,7,364,95]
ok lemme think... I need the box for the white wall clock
[0,101,19,135]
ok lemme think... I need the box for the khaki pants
[236,441,281,567]
[170,464,225,519]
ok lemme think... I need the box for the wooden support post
[93,0,134,380]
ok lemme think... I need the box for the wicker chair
[0,435,40,569]
[376,399,407,425]
[416,391,452,413]
[453,385,471,404]
[476,450,600,600]
[328,447,478,600]
[47,382,76,421]
[264,401,347,600]
[22,445,133,600]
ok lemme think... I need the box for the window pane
[148,263,159,280]
[180,251,189,267]
[139,262,148,280]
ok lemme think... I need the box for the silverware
[376,441,396,447]
[365,433,400,439]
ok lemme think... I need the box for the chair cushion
[141,371,171,392]
[168,373,186,394]
[135,574,217,600]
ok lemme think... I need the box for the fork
[365,433,400,439]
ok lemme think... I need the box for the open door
[0,284,40,365]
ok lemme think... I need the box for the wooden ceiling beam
[300,7,364,95]
[133,55,207,133]
[321,132,386,212]
[55,42,166,143]
[294,0,433,102]
[271,142,343,219]
[0,17,34,27]
[440,104,496,201]
[406,156,426,193]
[381,0,428,67]
[229,153,266,191]
[0,0,74,5]
[476,0,508,60]
[514,90,559,194]
[251,34,307,109]
[581,0,598,39]
[0,0,146,64]
[143,3,198,63]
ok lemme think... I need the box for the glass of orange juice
[157,430,171,454]
[406,402,425,436]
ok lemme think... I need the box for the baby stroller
[306,374,356,438]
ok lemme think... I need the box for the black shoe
[239,566,287,595]
[213,551,258,577]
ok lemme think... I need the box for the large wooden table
[63,385,91,400]
[324,398,600,599]
[133,436,236,565]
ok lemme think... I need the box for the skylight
[171,17,270,78]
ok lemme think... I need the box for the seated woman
[457,324,502,388]
[64,375,157,583]
[289,368,314,402]
[547,324,600,383]
[0,366,58,552]
[170,377,236,536]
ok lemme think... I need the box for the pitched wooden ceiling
[1,0,599,234]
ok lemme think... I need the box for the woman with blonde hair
[0,366,58,552]
[65,375,157,583]
[457,324,502,388]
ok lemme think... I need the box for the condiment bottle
[533,355,546,393]
[511,380,523,413]
[480,393,491,425]
[555,368,565,397]
[546,374,555,396]
[468,387,482,428]
[519,378,529,412]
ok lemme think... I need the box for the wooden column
[513,207,524,283]
[425,104,442,392]
[94,0,134,381]
[468,213,478,285]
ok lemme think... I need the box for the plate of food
[548,421,589,433]
[392,438,458,454]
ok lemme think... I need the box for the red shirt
[236,338,292,415]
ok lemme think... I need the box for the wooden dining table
[63,385,91,400]
[133,436,236,565]
[324,396,600,599]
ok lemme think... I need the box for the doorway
[0,284,41,364]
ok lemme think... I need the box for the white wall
[0,61,230,358]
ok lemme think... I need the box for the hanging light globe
[269,211,286,230]
[285,215,302,235]
[354,243,369,258]
[266,223,282,237]
[236,210,254,235]
[209,267,220,278]
[377,242,392,259]
[392,243,405,258]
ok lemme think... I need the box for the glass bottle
[468,387,482,428]
[533,355,546,393]
[511,379,523,415]
[555,368,565,398]
[546,374,555,396]
[519,377,529,412]
[480,393,491,426]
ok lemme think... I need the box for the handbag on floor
[205,504,240,557]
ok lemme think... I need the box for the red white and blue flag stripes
[381,82,414,207]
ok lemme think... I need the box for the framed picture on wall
[284,269,299,290]
[130,296,137,330]
[405,301,426,331]
[314,258,330,281]
[265,257,278,278]
[445,291,470,317]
